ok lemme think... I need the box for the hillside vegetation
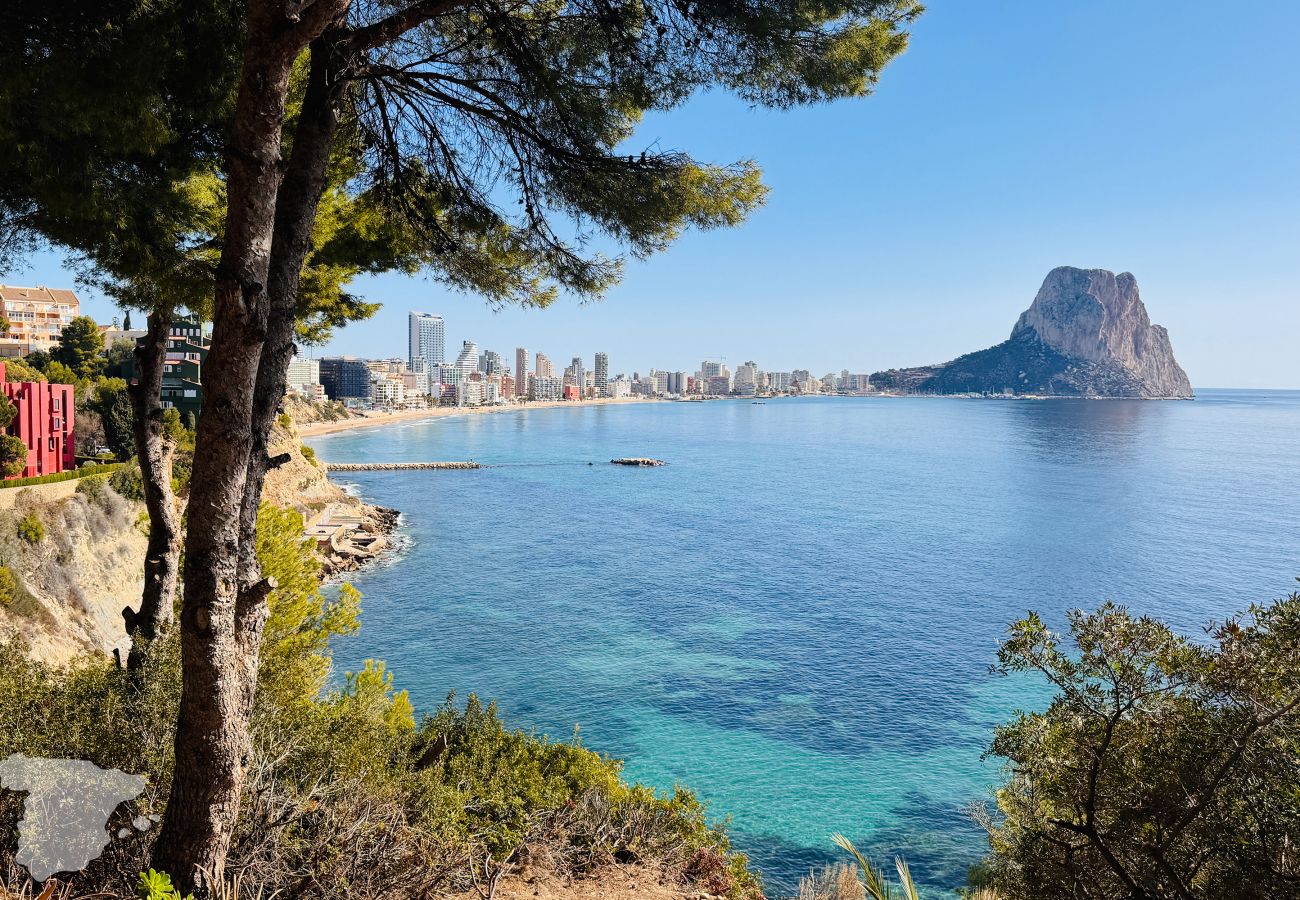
[0,498,762,900]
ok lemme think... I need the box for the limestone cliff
[0,410,395,663]
[871,267,1193,398]
[0,487,145,664]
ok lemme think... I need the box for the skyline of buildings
[287,309,878,409]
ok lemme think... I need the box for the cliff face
[1,413,394,664]
[0,489,146,664]
[871,267,1193,398]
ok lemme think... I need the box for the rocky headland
[871,267,1193,398]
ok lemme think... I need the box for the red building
[0,363,75,479]
[563,384,581,401]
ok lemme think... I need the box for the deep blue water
[307,391,1300,894]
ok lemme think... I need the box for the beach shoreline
[297,396,665,437]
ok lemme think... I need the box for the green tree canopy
[90,378,135,461]
[50,316,105,380]
[2,358,44,383]
[983,595,1300,899]
[0,435,26,478]
[42,360,78,386]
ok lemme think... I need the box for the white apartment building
[408,312,445,368]
[0,285,81,356]
[370,375,406,407]
[734,361,759,395]
[457,380,501,406]
[528,374,563,401]
[286,355,321,393]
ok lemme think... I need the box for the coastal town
[0,284,881,485]
[290,310,879,410]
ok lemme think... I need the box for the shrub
[75,473,111,503]
[0,435,27,479]
[0,503,763,900]
[0,566,18,607]
[981,594,1300,900]
[109,461,145,501]
[137,869,190,900]
[15,512,43,544]
[277,412,292,429]
[300,444,317,465]
[0,566,43,623]
[799,863,867,900]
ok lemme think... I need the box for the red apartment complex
[0,363,75,479]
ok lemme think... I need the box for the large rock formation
[871,267,1193,398]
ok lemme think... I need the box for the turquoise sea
[306,391,1300,893]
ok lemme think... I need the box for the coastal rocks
[611,458,665,466]
[263,416,403,576]
[870,267,1193,398]
[314,504,401,577]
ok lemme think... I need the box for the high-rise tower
[408,312,445,369]
[594,352,609,397]
[515,347,529,397]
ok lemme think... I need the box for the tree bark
[150,1,348,889]
[123,308,181,670]
[237,31,348,596]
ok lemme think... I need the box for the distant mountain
[871,267,1193,398]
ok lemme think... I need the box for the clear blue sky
[11,1,1300,387]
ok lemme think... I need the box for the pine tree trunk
[124,309,180,669]
[150,3,316,888]
[238,33,346,592]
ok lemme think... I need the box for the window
[48,437,55,451]
[52,398,60,412]
[52,418,61,430]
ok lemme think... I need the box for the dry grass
[798,863,866,900]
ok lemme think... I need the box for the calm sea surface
[306,391,1300,893]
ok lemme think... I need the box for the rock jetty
[327,461,481,471]
[611,458,665,466]
[870,267,1193,398]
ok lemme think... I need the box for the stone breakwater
[611,458,666,466]
[326,461,482,471]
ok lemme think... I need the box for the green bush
[75,473,111,502]
[0,503,762,900]
[0,566,51,626]
[981,594,1300,900]
[0,565,18,606]
[0,434,27,478]
[109,461,145,501]
[15,511,43,544]
[300,443,317,465]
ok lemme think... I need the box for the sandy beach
[297,396,664,437]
